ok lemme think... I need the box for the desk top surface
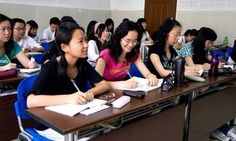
[26,74,236,134]
[0,76,24,85]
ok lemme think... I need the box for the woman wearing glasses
[0,14,37,71]
[147,18,182,78]
[95,20,158,89]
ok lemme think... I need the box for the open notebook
[117,76,163,92]
[45,99,110,116]
[19,67,41,74]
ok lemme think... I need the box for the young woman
[96,20,158,89]
[26,22,110,140]
[136,18,153,45]
[147,18,181,78]
[179,27,219,70]
[87,22,109,67]
[27,22,110,107]
[105,18,114,38]
[26,20,40,42]
[0,14,37,71]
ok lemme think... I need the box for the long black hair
[105,18,114,34]
[88,23,107,51]
[106,20,141,63]
[26,20,38,38]
[0,14,14,58]
[153,17,181,53]
[192,27,217,64]
[55,22,85,78]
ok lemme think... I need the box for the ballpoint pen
[5,54,11,63]
[126,70,132,78]
[70,79,80,92]
[71,79,90,104]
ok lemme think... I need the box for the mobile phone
[123,90,145,99]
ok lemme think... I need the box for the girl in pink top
[96,21,158,89]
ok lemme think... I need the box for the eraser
[112,96,130,108]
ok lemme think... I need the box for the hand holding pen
[125,70,138,88]
[70,79,94,104]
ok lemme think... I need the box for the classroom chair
[129,63,144,78]
[32,54,44,64]
[14,75,52,141]
[40,42,49,52]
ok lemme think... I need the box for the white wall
[0,0,111,36]
[110,0,144,27]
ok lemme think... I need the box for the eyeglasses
[121,38,139,46]
[0,27,12,33]
[14,27,26,32]
[99,93,116,104]
[169,32,181,38]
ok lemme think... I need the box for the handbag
[161,73,175,91]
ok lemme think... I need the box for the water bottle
[223,36,228,46]
[174,58,185,86]
[209,54,219,77]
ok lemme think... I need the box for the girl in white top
[87,23,109,67]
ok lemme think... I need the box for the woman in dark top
[192,27,217,64]
[147,18,180,78]
[26,22,110,108]
[26,22,110,140]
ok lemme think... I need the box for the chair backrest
[32,54,44,64]
[16,75,38,119]
[40,42,49,51]
[129,63,144,78]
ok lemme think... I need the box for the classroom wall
[0,0,111,37]
[176,0,236,47]
[110,0,144,27]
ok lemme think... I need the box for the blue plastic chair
[129,63,144,78]
[40,42,49,52]
[14,75,52,141]
[32,54,44,64]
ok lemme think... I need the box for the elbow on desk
[26,94,37,108]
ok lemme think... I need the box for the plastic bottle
[223,36,228,46]
[209,54,219,77]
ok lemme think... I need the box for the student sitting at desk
[95,20,158,89]
[26,22,110,140]
[179,27,225,70]
[12,18,44,53]
[25,20,40,42]
[147,18,197,78]
[0,14,37,71]
[87,22,109,67]
[40,17,60,42]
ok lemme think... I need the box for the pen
[5,54,11,63]
[71,79,88,104]
[126,70,132,78]
[70,79,80,92]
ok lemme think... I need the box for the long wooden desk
[26,75,236,141]
[0,76,24,141]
